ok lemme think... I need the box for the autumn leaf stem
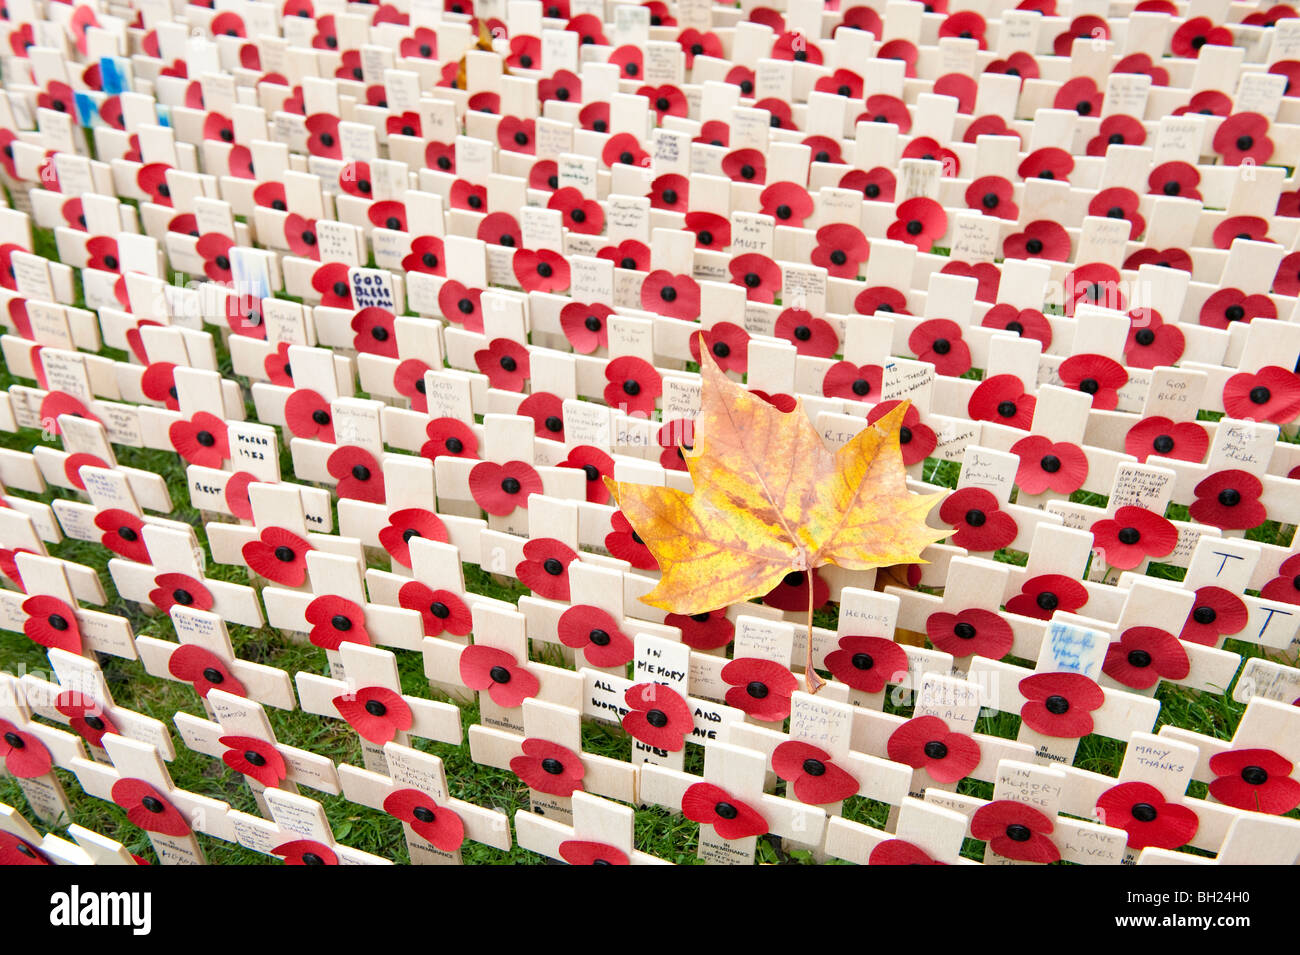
[805,568,823,695]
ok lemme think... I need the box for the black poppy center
[982,192,1000,210]
[1236,135,1254,151]
[118,527,138,542]
[1036,592,1059,611]
[501,477,522,495]
[499,355,517,373]
[953,622,977,640]
[1117,527,1141,545]
[852,378,871,396]
[312,409,331,425]
[569,209,586,224]
[585,628,611,648]
[774,204,792,220]
[923,741,948,759]
[412,805,436,823]
[1045,694,1070,715]
[621,379,641,397]
[1249,386,1272,405]
[244,749,267,767]
[350,465,370,481]
[1005,824,1032,842]
[899,426,913,444]
[467,195,482,209]
[1131,802,1158,823]
[932,338,951,355]
[4,731,23,748]
[364,699,387,716]
[1025,238,1044,255]
[1241,765,1269,785]
[802,758,826,777]
[331,614,352,632]
[48,613,69,631]
[84,716,105,731]
[141,796,165,814]
[1193,606,1217,624]
[1217,488,1242,507]
[1040,455,1061,473]
[660,286,677,302]
[172,589,194,606]
[1127,649,1152,668]
[203,667,225,684]
[714,801,738,819]
[541,757,565,775]
[745,680,769,699]
[905,219,923,236]
[964,508,987,528]
[850,652,874,671]
[543,558,564,576]
[548,417,566,435]
[489,665,511,683]
[645,709,668,728]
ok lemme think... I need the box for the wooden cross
[468,696,636,823]
[18,646,172,762]
[639,739,827,865]
[173,687,341,817]
[0,671,84,825]
[135,604,296,714]
[0,801,93,865]
[1180,536,1299,652]
[516,790,671,865]
[71,733,239,865]
[338,740,512,864]
[296,640,461,775]
[225,787,391,866]
[1,550,137,660]
[824,795,976,865]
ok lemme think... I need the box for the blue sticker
[74,92,98,128]
[155,105,172,127]
[99,57,124,95]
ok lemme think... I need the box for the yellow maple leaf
[607,343,948,688]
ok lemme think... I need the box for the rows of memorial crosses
[0,0,1299,866]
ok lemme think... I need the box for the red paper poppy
[1246,6,1299,26]
[824,635,909,693]
[1006,574,1087,621]
[689,323,749,374]
[868,401,936,466]
[962,114,1020,144]
[876,38,918,76]
[760,182,814,228]
[901,137,960,175]
[1190,470,1266,531]
[680,214,729,255]
[0,830,48,866]
[422,140,456,175]
[1207,749,1300,814]
[1179,586,1248,647]
[467,92,500,113]
[273,840,337,865]
[218,735,287,788]
[754,391,797,411]
[771,740,859,804]
[39,391,100,436]
[887,197,946,252]
[511,737,585,796]
[720,148,765,186]
[980,305,1052,351]
[660,609,729,652]
[148,573,213,614]
[504,33,539,69]
[220,471,255,521]
[677,27,722,66]
[449,180,488,212]
[378,788,465,852]
[460,644,539,707]
[811,224,868,278]
[284,214,320,260]
[622,682,692,753]
[399,26,438,60]
[1103,626,1190,689]
[908,319,970,377]
[803,136,844,167]
[557,605,633,668]
[55,692,117,749]
[1018,672,1104,738]
[135,162,173,207]
[602,43,644,82]
[681,782,768,839]
[601,133,649,170]
[970,800,1059,862]
[940,487,1018,551]
[389,359,431,413]
[1148,161,1201,200]
[1115,52,1170,86]
[304,594,371,651]
[639,270,700,320]
[763,569,830,612]
[1058,354,1127,411]
[242,526,314,586]
[598,240,651,273]
[283,389,334,442]
[21,595,82,654]
[815,69,863,100]
[721,657,797,723]
[1095,782,1198,850]
[638,83,687,121]
[93,508,150,563]
[1086,115,1147,157]
[64,451,110,491]
[85,237,121,273]
[1064,263,1126,315]
[254,182,287,211]
[111,778,191,836]
[437,281,484,333]
[510,392,561,443]
[308,263,351,309]
[986,51,1039,81]
[1172,17,1232,57]
[754,97,797,131]
[516,537,579,600]
[887,715,981,783]
[694,120,731,148]
[169,411,229,468]
[1091,506,1177,571]
[139,361,179,411]
[543,188,601,237]
[1212,216,1271,250]
[537,69,580,105]
[398,581,471,638]
[870,840,946,865]
[1124,416,1208,464]
[927,606,1014,659]
[854,286,909,317]
[304,113,341,159]
[964,176,1018,221]
[559,446,614,504]
[333,685,411,744]
[726,253,779,304]
[601,355,660,417]
[1222,366,1300,424]
[1052,14,1108,55]
[468,460,543,516]
[823,362,883,402]
[1200,288,1278,332]
[326,445,385,504]
[510,248,569,294]
[1016,150,1074,188]
[565,12,605,44]
[941,261,1000,303]
[606,509,659,571]
[937,9,986,46]
[1050,77,1102,119]
[1273,251,1300,296]
[168,644,246,699]
[368,201,407,233]
[646,174,688,214]
[552,301,611,355]
[421,418,478,462]
[1123,309,1184,369]
[770,30,823,63]
[1012,435,1087,495]
[840,167,896,203]
[1271,60,1300,98]
[1089,188,1146,240]
[770,309,836,359]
